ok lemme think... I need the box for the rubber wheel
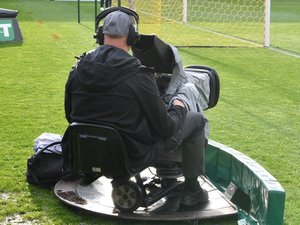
[112,180,143,213]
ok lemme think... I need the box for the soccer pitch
[0,0,299,224]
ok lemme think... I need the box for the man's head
[94,8,139,49]
[103,10,134,38]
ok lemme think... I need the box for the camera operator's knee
[186,111,205,130]
[178,111,205,142]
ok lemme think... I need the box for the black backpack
[26,141,63,188]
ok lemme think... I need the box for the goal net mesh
[121,0,266,47]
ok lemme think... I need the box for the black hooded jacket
[64,45,187,167]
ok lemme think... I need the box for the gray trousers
[155,111,206,178]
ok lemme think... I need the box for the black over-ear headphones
[94,7,139,46]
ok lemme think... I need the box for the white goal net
[121,0,270,47]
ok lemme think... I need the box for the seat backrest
[69,122,132,179]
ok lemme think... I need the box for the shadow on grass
[0,42,23,48]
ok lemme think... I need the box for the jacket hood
[76,45,141,91]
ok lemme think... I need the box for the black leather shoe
[180,189,209,207]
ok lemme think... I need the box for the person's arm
[134,70,187,138]
[64,69,75,123]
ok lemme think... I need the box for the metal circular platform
[54,172,237,223]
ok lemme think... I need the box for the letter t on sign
[0,23,12,37]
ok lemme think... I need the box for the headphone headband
[95,7,139,29]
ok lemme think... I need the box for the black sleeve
[64,69,75,123]
[134,69,187,138]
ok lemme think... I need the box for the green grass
[271,0,300,53]
[0,0,300,224]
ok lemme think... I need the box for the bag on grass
[26,133,63,188]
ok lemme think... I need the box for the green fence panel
[205,140,285,225]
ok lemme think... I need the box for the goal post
[264,0,271,47]
[182,0,187,23]
[121,0,271,48]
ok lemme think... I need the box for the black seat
[68,122,182,212]
[69,122,141,180]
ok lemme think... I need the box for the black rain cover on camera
[132,34,220,110]
[132,34,174,74]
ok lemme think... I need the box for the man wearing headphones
[63,8,208,207]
